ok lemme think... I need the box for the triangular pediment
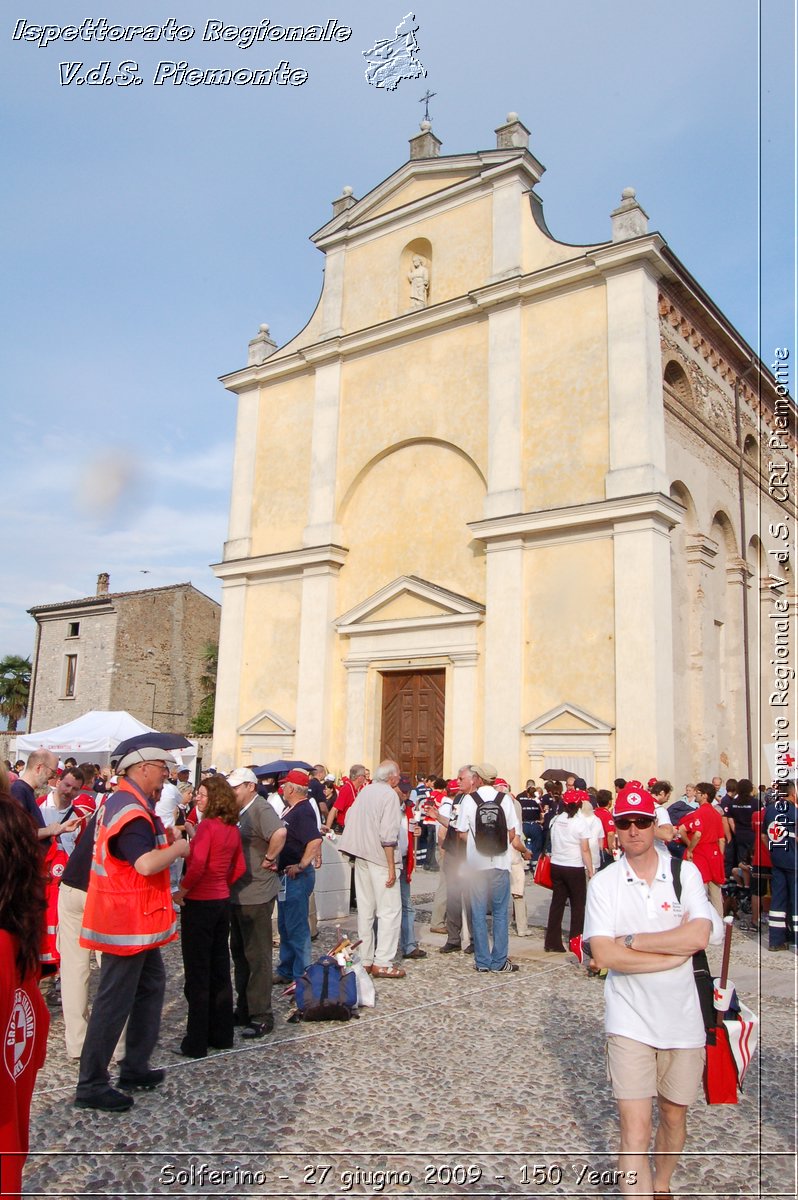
[336,575,484,629]
[312,148,544,246]
[523,703,613,736]
[238,709,295,736]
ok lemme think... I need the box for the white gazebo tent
[14,710,197,771]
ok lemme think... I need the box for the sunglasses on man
[615,816,655,830]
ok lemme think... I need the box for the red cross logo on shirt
[661,901,671,911]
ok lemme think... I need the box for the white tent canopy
[14,710,197,771]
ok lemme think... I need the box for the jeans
[399,865,417,954]
[277,867,315,981]
[469,868,510,970]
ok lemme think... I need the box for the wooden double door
[380,669,445,782]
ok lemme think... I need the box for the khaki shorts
[606,1035,705,1104]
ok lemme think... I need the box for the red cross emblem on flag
[714,986,723,1003]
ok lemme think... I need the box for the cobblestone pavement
[24,877,796,1200]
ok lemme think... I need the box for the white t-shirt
[549,811,591,867]
[155,780,181,829]
[655,804,673,827]
[455,787,518,871]
[581,811,604,870]
[583,849,724,1049]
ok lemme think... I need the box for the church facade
[211,115,793,787]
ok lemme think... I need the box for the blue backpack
[295,955,358,1021]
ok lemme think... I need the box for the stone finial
[247,323,277,367]
[611,186,649,242]
[409,119,442,160]
[96,572,110,596]
[495,112,530,150]
[332,184,357,218]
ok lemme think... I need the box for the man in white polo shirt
[584,782,723,1198]
[455,763,531,973]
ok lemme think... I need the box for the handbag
[533,853,553,889]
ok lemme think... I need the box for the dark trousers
[76,947,165,1098]
[544,864,587,951]
[181,898,234,1056]
[230,899,274,1024]
[443,852,470,946]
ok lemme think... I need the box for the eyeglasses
[615,817,656,830]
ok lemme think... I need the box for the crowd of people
[1,746,795,1193]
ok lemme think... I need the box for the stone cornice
[219,251,623,394]
[468,493,685,546]
[211,544,348,584]
[311,148,546,248]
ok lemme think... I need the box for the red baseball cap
[283,768,310,786]
[614,782,656,819]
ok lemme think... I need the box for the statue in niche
[408,254,429,309]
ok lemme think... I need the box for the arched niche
[400,237,432,314]
[663,359,693,406]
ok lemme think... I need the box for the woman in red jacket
[174,776,245,1057]
[0,790,49,1197]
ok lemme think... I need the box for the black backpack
[473,791,508,856]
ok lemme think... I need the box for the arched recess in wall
[399,237,432,314]
[743,434,759,470]
[669,481,699,762]
[747,534,768,743]
[663,359,693,407]
[708,510,740,766]
[336,438,487,612]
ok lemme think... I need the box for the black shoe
[75,1087,134,1112]
[495,960,519,973]
[439,943,461,954]
[242,1015,274,1038]
[403,948,427,959]
[171,1045,206,1058]
[117,1069,165,1090]
[233,1012,249,1026]
[474,966,490,973]
[464,943,475,954]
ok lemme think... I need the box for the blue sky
[1,0,794,656]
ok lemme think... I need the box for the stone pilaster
[484,304,522,518]
[224,387,259,561]
[303,360,343,546]
[482,539,524,774]
[343,662,369,766]
[602,262,669,499]
[449,651,479,770]
[294,563,342,760]
[612,515,675,777]
[684,534,719,776]
[211,579,247,772]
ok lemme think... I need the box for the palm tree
[191,642,218,736]
[0,655,32,732]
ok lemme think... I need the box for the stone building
[28,574,220,735]
[211,115,794,786]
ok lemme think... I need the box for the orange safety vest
[80,780,177,955]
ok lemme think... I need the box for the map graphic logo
[363,12,426,91]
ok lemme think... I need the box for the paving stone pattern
[25,878,796,1199]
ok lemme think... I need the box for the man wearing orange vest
[75,739,190,1112]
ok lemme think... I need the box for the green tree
[0,655,32,732]
[191,642,217,736]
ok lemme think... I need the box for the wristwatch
[624,934,635,950]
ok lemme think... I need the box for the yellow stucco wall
[523,536,616,728]
[250,375,314,555]
[521,284,609,509]
[341,195,492,329]
[239,580,302,727]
